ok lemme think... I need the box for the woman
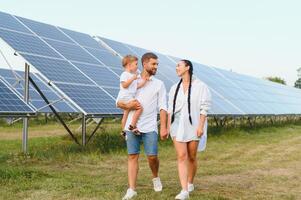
[167,60,211,199]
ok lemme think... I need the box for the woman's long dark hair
[171,59,193,125]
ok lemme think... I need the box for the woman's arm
[196,114,206,137]
[197,84,211,137]
[167,113,171,136]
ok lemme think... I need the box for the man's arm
[160,109,168,140]
[158,82,168,140]
[117,100,141,110]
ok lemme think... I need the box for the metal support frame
[28,74,80,145]
[82,114,86,146]
[22,63,29,154]
[86,118,104,145]
[27,72,104,146]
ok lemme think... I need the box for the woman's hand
[160,127,168,140]
[196,126,204,137]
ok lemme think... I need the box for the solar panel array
[0,68,77,113]
[0,11,121,115]
[97,37,301,116]
[0,77,35,116]
[0,10,301,116]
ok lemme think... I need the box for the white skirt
[170,112,208,152]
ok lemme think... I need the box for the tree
[265,76,286,85]
[295,67,301,89]
[295,78,301,88]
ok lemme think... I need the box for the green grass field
[0,121,301,200]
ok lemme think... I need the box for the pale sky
[0,0,300,86]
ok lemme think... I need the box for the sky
[0,0,300,86]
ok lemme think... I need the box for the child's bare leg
[131,107,143,128]
[122,110,130,130]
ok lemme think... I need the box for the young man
[117,52,168,200]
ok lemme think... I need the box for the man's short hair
[141,52,158,65]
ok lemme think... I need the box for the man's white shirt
[124,76,167,133]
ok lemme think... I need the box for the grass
[0,121,301,200]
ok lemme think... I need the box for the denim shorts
[125,131,158,155]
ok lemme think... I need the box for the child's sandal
[129,125,141,136]
[120,130,126,139]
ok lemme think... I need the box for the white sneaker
[122,188,137,200]
[152,177,163,192]
[175,190,189,199]
[188,183,194,192]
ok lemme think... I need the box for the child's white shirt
[116,71,138,102]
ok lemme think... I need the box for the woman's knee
[188,154,197,163]
[177,152,188,162]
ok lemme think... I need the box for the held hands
[160,127,169,140]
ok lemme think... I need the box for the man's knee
[147,155,158,163]
[128,154,139,161]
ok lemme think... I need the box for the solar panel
[58,27,102,49]
[0,78,35,116]
[97,37,176,90]
[55,83,120,115]
[71,62,120,87]
[0,14,122,116]
[0,29,62,58]
[21,54,93,84]
[16,17,75,43]
[0,12,31,34]
[98,37,134,57]
[0,68,77,113]
[44,39,100,64]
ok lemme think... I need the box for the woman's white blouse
[168,76,211,151]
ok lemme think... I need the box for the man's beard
[146,68,157,76]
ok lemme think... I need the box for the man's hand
[196,126,204,138]
[160,127,168,140]
[117,100,141,110]
[128,100,141,110]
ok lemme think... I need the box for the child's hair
[122,55,138,67]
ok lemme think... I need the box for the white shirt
[168,76,211,151]
[116,71,138,102]
[125,76,167,133]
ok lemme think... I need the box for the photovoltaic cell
[0,29,62,58]
[0,78,34,115]
[0,68,77,113]
[21,54,93,85]
[71,62,120,87]
[59,27,103,49]
[0,12,31,34]
[55,83,120,114]
[16,17,75,43]
[45,39,99,64]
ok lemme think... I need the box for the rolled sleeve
[167,86,175,114]
[200,85,212,116]
[158,82,167,112]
